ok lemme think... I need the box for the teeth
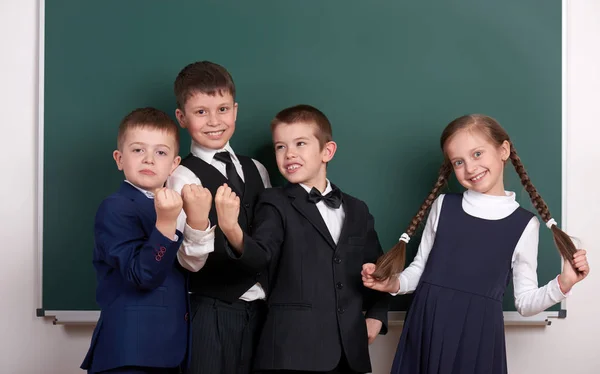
[471,171,486,181]
[206,131,224,136]
[287,164,301,171]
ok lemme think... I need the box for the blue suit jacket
[81,182,189,373]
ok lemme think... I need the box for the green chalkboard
[41,0,562,315]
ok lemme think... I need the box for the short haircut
[117,107,180,153]
[270,104,333,149]
[174,61,236,109]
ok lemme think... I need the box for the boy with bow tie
[215,104,390,374]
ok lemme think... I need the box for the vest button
[244,203,250,208]
[336,282,344,289]
[333,257,342,264]
[337,307,345,314]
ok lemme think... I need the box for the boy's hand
[365,318,383,344]
[181,184,212,230]
[215,184,241,234]
[154,187,183,239]
[362,263,400,294]
[559,249,590,294]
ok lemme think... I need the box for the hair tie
[399,233,410,243]
[545,218,557,229]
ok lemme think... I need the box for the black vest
[180,153,266,302]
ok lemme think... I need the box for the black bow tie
[307,186,343,209]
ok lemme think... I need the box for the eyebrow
[128,142,171,150]
[190,102,232,109]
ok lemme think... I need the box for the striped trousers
[186,294,267,374]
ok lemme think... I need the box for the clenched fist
[181,184,212,230]
[215,184,240,234]
[154,187,183,239]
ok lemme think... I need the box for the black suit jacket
[227,183,389,373]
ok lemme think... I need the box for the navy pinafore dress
[391,193,533,374]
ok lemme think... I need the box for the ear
[233,102,239,122]
[500,140,510,161]
[113,150,124,171]
[321,141,337,163]
[170,155,182,175]
[175,108,186,129]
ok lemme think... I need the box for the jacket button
[184,312,189,322]
[337,307,345,314]
[333,257,341,264]
[244,203,250,208]
[336,282,344,289]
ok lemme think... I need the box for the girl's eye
[454,160,463,167]
[474,151,482,158]
[275,145,285,151]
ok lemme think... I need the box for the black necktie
[213,151,245,196]
[307,186,343,209]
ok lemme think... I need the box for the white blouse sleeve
[391,194,445,295]
[512,216,568,317]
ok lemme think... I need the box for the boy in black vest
[166,61,271,374]
[215,105,389,373]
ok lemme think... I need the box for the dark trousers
[95,367,180,374]
[254,353,360,374]
[186,294,267,374]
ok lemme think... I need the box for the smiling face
[113,127,181,193]
[444,128,510,196]
[272,121,336,191]
[175,91,238,150]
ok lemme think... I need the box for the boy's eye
[133,148,143,153]
[219,107,228,112]
[157,150,167,156]
[297,141,306,147]
[197,109,206,115]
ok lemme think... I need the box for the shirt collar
[124,180,154,199]
[190,140,239,165]
[299,179,332,195]
[463,189,519,219]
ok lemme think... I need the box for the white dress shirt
[393,189,568,317]
[299,180,346,245]
[166,141,272,301]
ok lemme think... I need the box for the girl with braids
[361,114,590,374]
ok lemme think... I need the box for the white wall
[0,0,597,373]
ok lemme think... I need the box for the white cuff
[389,274,403,296]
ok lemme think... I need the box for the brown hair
[174,61,236,109]
[373,114,578,280]
[271,104,333,149]
[117,107,180,153]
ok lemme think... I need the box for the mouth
[204,130,225,139]
[469,171,487,183]
[284,163,302,173]
[140,169,156,176]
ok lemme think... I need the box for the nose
[142,152,154,164]
[465,160,477,174]
[285,148,297,159]
[207,112,219,127]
